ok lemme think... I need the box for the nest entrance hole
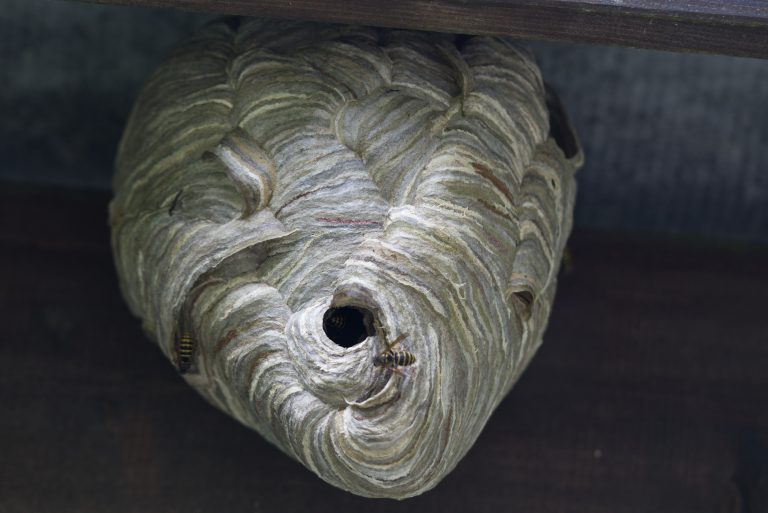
[323,306,375,348]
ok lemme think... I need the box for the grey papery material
[110,18,583,498]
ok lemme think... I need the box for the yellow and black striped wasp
[175,330,194,374]
[373,333,416,375]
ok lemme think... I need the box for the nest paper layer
[110,18,582,499]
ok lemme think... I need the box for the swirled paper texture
[110,18,583,499]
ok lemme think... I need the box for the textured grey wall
[2,0,767,242]
[532,42,768,243]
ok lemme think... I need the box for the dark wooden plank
[1,183,767,512]
[83,0,768,58]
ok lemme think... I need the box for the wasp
[373,333,416,375]
[176,330,194,374]
[326,313,345,330]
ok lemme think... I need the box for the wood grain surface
[82,0,768,58]
[1,183,767,512]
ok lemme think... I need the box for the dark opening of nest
[545,83,580,159]
[323,306,374,347]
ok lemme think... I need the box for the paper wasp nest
[110,18,582,499]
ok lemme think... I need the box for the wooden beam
[84,0,768,59]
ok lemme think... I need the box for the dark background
[1,1,767,512]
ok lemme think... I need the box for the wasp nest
[110,18,582,499]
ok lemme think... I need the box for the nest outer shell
[110,18,583,499]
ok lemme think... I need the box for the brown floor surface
[0,184,767,513]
